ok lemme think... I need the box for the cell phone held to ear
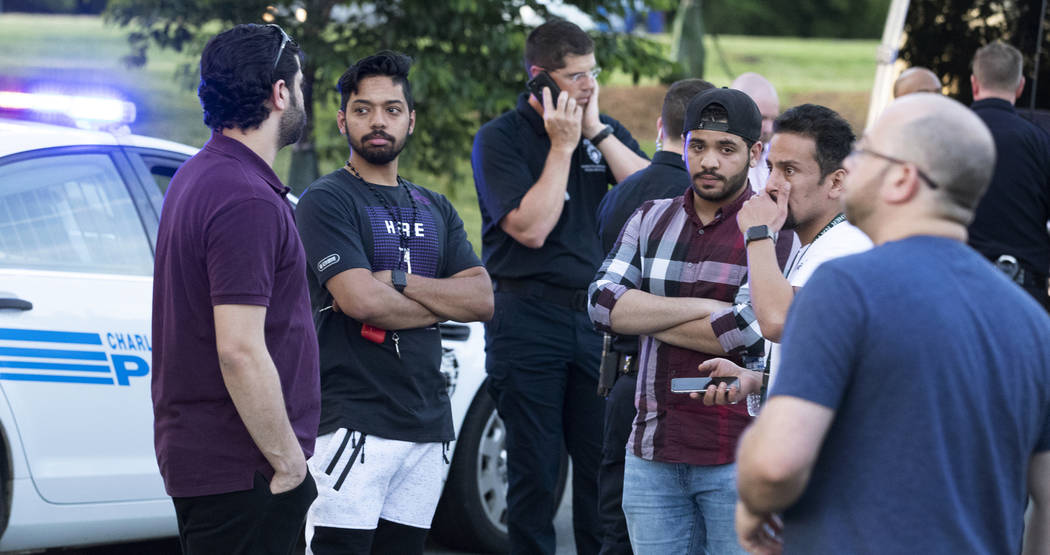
[527,71,562,104]
[670,376,739,394]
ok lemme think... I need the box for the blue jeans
[622,453,746,555]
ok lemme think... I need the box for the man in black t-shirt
[472,20,649,555]
[296,51,493,555]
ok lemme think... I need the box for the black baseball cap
[682,87,762,144]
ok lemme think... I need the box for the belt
[994,255,1049,290]
[493,278,590,312]
[615,351,639,376]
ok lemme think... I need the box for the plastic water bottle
[742,354,765,417]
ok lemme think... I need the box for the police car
[0,90,556,552]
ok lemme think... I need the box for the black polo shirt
[594,150,692,355]
[596,150,692,254]
[472,93,647,289]
[968,98,1050,276]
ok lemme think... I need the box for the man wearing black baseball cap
[588,88,796,554]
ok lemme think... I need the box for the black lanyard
[345,160,418,272]
[813,213,847,243]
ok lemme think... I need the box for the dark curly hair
[198,24,304,131]
[337,51,414,112]
[773,104,855,179]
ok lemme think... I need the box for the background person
[295,51,492,554]
[152,23,318,555]
[735,93,1050,555]
[967,41,1050,310]
[472,19,649,554]
[731,72,780,193]
[892,66,942,97]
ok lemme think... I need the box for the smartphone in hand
[670,376,739,393]
[527,71,562,104]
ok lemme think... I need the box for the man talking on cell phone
[472,19,649,555]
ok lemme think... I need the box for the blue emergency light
[0,90,136,128]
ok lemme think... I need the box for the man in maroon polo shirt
[151,24,319,555]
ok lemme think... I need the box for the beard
[348,129,409,166]
[691,156,751,202]
[277,93,307,148]
[843,168,884,229]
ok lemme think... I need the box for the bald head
[732,72,779,143]
[893,67,942,98]
[875,93,995,222]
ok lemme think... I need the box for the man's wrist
[588,124,614,146]
[582,119,603,138]
[744,225,775,246]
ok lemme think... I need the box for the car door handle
[0,297,33,311]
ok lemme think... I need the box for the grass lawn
[1,14,879,253]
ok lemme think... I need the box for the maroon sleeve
[205,198,282,307]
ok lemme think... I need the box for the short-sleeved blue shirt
[472,93,647,289]
[771,236,1050,554]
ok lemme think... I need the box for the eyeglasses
[850,145,941,189]
[548,67,602,84]
[267,24,296,72]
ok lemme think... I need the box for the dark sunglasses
[267,24,296,72]
[850,145,941,190]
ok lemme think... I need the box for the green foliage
[103,0,674,193]
[701,0,892,39]
[4,0,106,14]
[900,0,1050,109]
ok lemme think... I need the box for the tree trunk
[287,58,319,196]
[671,0,705,79]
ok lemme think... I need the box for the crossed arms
[325,265,494,329]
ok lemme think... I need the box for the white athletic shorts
[304,429,445,541]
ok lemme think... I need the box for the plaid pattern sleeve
[588,203,648,332]
[710,283,761,353]
[709,231,799,353]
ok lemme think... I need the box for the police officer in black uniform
[471,19,649,555]
[968,41,1050,310]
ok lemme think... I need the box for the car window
[140,155,182,196]
[0,152,154,276]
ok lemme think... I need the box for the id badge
[399,247,412,274]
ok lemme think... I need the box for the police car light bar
[0,90,136,127]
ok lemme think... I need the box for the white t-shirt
[766,221,872,386]
[749,144,770,193]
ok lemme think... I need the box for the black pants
[598,371,637,555]
[172,471,316,555]
[486,291,605,555]
[310,519,429,554]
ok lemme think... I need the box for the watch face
[746,225,771,243]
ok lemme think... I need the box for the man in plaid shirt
[588,88,795,554]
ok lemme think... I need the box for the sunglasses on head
[266,24,296,72]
